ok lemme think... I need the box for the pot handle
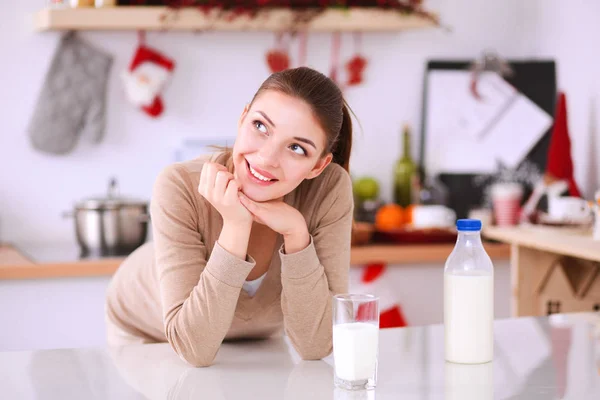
[62,211,74,218]
[138,213,151,223]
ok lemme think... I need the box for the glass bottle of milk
[444,219,494,364]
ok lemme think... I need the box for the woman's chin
[240,187,273,203]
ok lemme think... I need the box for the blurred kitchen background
[0,0,599,351]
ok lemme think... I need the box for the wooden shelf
[350,242,511,265]
[33,6,437,32]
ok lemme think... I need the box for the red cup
[491,183,523,226]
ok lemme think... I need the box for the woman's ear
[306,153,333,179]
[238,104,250,129]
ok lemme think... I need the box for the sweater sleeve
[151,164,254,367]
[279,168,354,360]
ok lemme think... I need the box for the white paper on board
[424,70,552,175]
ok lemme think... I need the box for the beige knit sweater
[105,152,354,367]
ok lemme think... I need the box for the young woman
[105,66,355,367]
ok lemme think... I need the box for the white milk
[444,273,494,364]
[333,322,379,381]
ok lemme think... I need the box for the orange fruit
[375,204,405,231]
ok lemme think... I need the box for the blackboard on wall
[419,60,557,219]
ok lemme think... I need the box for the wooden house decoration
[537,257,600,315]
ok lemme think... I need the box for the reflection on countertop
[0,312,599,399]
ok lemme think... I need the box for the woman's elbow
[181,353,216,368]
[166,327,218,367]
[170,342,218,367]
[297,345,332,361]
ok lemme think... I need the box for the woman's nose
[257,141,280,168]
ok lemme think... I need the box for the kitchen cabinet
[0,243,511,351]
[0,276,111,351]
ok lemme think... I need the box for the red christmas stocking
[122,40,175,118]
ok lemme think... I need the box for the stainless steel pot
[65,178,150,257]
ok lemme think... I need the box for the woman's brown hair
[249,67,353,172]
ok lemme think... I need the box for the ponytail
[331,101,353,173]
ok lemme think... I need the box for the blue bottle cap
[456,219,482,231]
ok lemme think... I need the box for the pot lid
[75,178,148,210]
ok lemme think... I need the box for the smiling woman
[104,67,356,367]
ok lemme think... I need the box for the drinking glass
[333,294,379,390]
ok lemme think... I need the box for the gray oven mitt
[28,32,113,155]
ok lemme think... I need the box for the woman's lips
[246,160,278,186]
[248,161,277,180]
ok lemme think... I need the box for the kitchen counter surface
[0,241,510,280]
[0,243,124,280]
[1,312,598,399]
[484,225,600,262]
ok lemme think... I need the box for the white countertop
[1,313,599,399]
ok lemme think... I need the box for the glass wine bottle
[393,124,417,207]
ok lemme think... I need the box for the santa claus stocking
[121,33,175,118]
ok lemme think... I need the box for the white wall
[0,0,539,245]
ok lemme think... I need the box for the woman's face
[232,90,332,202]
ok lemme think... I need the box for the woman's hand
[238,192,310,254]
[198,163,252,228]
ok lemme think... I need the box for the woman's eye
[253,120,267,133]
[290,144,306,156]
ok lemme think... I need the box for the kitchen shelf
[0,242,510,280]
[33,6,437,32]
[350,242,511,265]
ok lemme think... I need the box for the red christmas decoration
[266,50,290,72]
[346,55,367,85]
[136,0,442,29]
[355,262,408,329]
[266,33,291,73]
[122,31,176,118]
[345,33,367,86]
[545,92,582,197]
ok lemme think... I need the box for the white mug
[411,205,456,229]
[548,196,591,222]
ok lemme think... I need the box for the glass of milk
[333,294,379,390]
[444,219,494,364]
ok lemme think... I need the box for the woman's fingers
[198,162,208,196]
[224,179,242,204]
[214,171,234,200]
[238,192,260,214]
[199,163,228,198]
